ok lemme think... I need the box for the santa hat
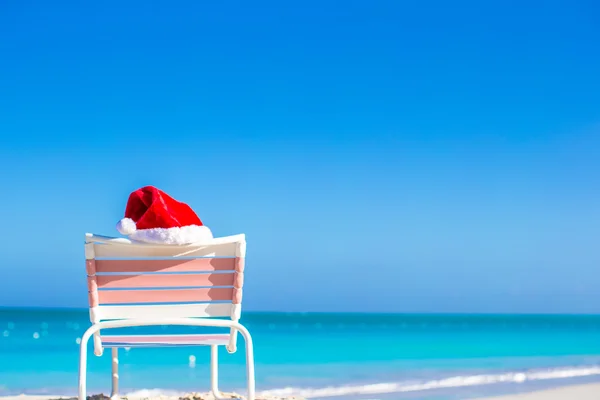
[116,186,213,245]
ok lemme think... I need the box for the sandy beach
[471,382,600,399]
[0,393,304,400]
[3,383,600,400]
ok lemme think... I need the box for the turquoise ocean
[2,308,600,399]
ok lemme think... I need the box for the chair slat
[95,258,237,273]
[93,242,238,258]
[94,303,233,320]
[97,288,234,304]
[102,334,231,347]
[97,273,235,289]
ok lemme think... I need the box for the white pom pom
[128,225,213,244]
[116,218,137,235]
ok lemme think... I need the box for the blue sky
[1,0,599,313]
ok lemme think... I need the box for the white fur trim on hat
[128,225,213,245]
[116,218,137,235]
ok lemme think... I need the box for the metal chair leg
[210,345,226,399]
[239,328,255,400]
[78,328,94,400]
[111,348,119,400]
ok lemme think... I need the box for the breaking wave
[122,366,600,399]
[257,366,600,398]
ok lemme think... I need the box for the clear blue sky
[1,0,599,313]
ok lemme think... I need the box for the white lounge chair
[79,233,254,400]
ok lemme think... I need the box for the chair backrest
[84,233,246,354]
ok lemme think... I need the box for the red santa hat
[116,186,213,244]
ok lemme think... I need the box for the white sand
[0,397,60,400]
[4,384,600,400]
[472,382,600,399]
[0,392,303,400]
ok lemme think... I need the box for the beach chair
[80,233,254,400]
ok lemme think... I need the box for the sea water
[2,309,600,399]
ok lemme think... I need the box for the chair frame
[79,234,255,400]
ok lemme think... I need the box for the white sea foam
[258,365,600,398]
[119,365,600,399]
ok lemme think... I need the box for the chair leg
[111,348,119,400]
[210,345,224,399]
[78,329,93,400]
[239,329,255,400]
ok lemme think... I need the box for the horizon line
[1,305,600,318]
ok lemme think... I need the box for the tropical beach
[2,1,600,400]
[3,383,600,400]
[3,310,600,399]
[475,384,600,399]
